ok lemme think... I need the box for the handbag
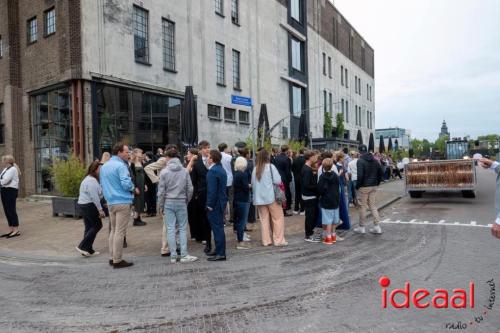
[269,164,286,207]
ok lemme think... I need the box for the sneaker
[299,211,305,216]
[113,260,134,269]
[369,225,382,234]
[133,220,147,226]
[76,247,90,257]
[236,243,251,250]
[243,233,251,241]
[331,234,337,243]
[336,235,344,242]
[202,240,207,245]
[180,255,198,263]
[90,251,100,256]
[305,236,321,243]
[170,257,177,264]
[293,211,300,215]
[322,236,333,245]
[353,226,366,234]
[274,242,288,247]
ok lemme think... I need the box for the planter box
[51,197,82,219]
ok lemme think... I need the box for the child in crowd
[317,158,341,244]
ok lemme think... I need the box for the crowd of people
[72,140,394,269]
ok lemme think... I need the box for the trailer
[404,159,477,198]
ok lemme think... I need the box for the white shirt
[0,166,19,189]
[221,152,233,186]
[348,158,358,181]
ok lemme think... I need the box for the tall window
[341,65,344,86]
[44,8,56,36]
[291,0,302,23]
[216,42,225,85]
[323,90,327,113]
[328,57,332,78]
[329,93,333,114]
[355,76,358,93]
[162,19,175,71]
[358,78,361,95]
[239,110,249,124]
[224,107,236,121]
[231,0,239,24]
[341,99,344,119]
[367,84,369,100]
[215,0,224,15]
[345,68,348,88]
[133,6,149,63]
[27,17,38,44]
[232,49,241,90]
[367,111,370,129]
[345,101,349,123]
[291,37,303,71]
[0,104,4,144]
[322,53,326,75]
[292,85,303,117]
[0,35,3,58]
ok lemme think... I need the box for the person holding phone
[479,158,500,238]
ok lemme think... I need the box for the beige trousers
[357,186,381,226]
[109,204,131,263]
[257,201,286,246]
[161,223,169,254]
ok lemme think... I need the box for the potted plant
[51,155,87,219]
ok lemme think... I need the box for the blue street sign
[231,95,253,107]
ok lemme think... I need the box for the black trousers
[193,195,211,246]
[284,181,292,211]
[78,203,103,252]
[303,199,318,238]
[145,183,157,214]
[294,177,304,212]
[187,199,199,240]
[1,187,19,227]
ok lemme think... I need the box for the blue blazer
[206,163,228,211]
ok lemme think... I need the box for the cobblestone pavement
[1,177,498,332]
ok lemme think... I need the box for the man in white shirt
[347,152,359,207]
[479,158,500,238]
[218,143,234,224]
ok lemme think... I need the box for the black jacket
[356,153,383,189]
[317,171,340,209]
[233,170,250,203]
[274,153,292,184]
[292,155,306,179]
[191,154,208,200]
[301,164,318,198]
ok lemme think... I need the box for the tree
[433,135,449,154]
[324,111,333,138]
[336,113,345,139]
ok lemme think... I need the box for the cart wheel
[409,191,423,198]
[462,190,476,198]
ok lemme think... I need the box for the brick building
[0,0,374,195]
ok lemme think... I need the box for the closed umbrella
[356,130,363,144]
[394,139,399,151]
[257,104,270,147]
[368,133,375,152]
[379,136,385,153]
[181,86,198,149]
[388,137,393,152]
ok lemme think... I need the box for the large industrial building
[0,0,375,194]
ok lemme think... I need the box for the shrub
[52,155,87,197]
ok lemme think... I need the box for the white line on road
[381,220,492,228]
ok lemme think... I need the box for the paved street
[0,168,499,333]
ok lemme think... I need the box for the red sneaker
[322,236,333,245]
[331,234,337,243]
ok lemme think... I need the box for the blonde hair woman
[1,155,21,238]
[251,150,287,247]
[130,148,147,226]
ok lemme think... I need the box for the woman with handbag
[251,149,287,247]
[0,155,21,238]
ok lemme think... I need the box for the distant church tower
[439,120,450,138]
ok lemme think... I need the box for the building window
[341,99,344,119]
[231,0,239,24]
[162,19,175,71]
[239,110,249,124]
[292,85,303,117]
[133,6,149,63]
[216,42,225,85]
[345,101,349,123]
[367,84,369,100]
[345,68,348,88]
[44,7,56,36]
[341,66,344,86]
[291,0,303,23]
[358,78,361,95]
[0,104,4,144]
[333,18,338,47]
[367,111,370,129]
[323,53,327,76]
[208,104,221,119]
[329,92,333,114]
[291,37,303,72]
[27,17,38,44]
[349,34,354,59]
[355,76,358,94]
[215,0,224,16]
[328,57,332,78]
[224,107,236,122]
[323,90,327,113]
[232,49,241,90]
[0,35,3,58]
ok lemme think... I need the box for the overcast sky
[332,0,500,140]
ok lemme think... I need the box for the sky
[332,0,500,140]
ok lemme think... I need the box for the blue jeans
[207,206,226,256]
[164,201,188,258]
[348,180,357,203]
[234,201,250,242]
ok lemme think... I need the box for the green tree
[433,135,449,154]
[336,113,345,139]
[324,111,333,138]
[52,155,87,197]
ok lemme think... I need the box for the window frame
[341,65,344,86]
[291,36,304,72]
[133,5,150,65]
[323,90,327,113]
[44,7,56,37]
[322,53,326,76]
[215,0,224,17]
[224,107,237,122]
[231,0,239,25]
[27,16,38,45]
[290,0,303,24]
[216,42,226,86]
[208,104,222,120]
[239,110,250,124]
[232,49,241,90]
[328,56,332,78]
[291,85,304,118]
[329,92,333,115]
[162,18,176,72]
[345,68,349,88]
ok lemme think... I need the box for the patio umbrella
[298,112,309,144]
[379,136,385,153]
[388,137,393,151]
[356,130,363,144]
[257,104,270,147]
[394,139,399,151]
[181,86,198,148]
[368,133,375,152]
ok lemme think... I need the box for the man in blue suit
[206,150,228,261]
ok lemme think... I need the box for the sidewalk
[0,180,404,261]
